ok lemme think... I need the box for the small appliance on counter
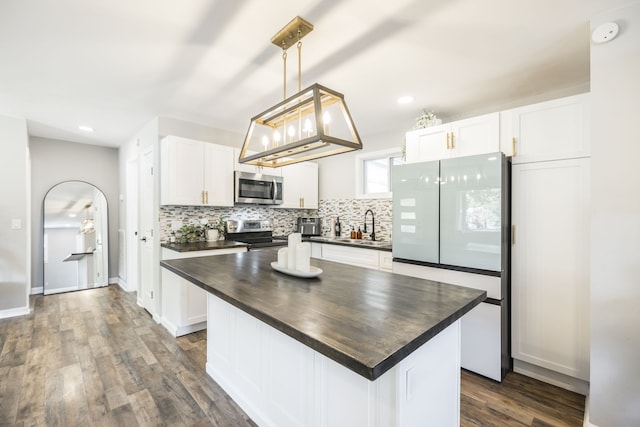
[226,219,289,250]
[296,217,322,236]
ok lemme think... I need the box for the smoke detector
[592,22,619,44]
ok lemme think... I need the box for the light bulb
[288,125,296,141]
[323,112,331,134]
[303,118,313,137]
[274,130,281,143]
[261,136,269,148]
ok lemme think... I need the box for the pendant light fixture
[238,16,363,168]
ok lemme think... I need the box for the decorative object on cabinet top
[413,110,442,129]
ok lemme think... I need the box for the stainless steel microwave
[234,171,283,205]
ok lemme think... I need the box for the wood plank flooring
[0,285,585,426]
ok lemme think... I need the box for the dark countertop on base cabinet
[160,248,485,380]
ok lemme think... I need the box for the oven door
[235,171,283,205]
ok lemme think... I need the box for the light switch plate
[11,219,22,229]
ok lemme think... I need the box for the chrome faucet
[364,209,376,241]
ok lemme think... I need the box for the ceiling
[0,0,627,148]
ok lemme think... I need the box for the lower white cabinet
[207,293,462,427]
[511,158,591,388]
[392,261,507,382]
[161,247,246,336]
[311,242,392,272]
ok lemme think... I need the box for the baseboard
[513,359,589,395]
[583,394,598,427]
[115,278,130,292]
[0,305,31,319]
[109,276,119,286]
[44,285,84,295]
[31,286,43,295]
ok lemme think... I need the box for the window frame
[355,148,404,199]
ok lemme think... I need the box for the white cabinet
[161,135,234,206]
[207,293,462,427]
[278,162,318,209]
[312,243,392,272]
[161,246,246,337]
[405,113,500,163]
[511,158,591,382]
[392,261,506,382]
[503,93,590,163]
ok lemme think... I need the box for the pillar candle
[288,233,302,269]
[295,242,311,272]
[277,247,289,268]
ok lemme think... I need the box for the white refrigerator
[392,152,511,381]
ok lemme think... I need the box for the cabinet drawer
[321,244,379,269]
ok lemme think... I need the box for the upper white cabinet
[278,162,318,209]
[405,113,500,163]
[503,93,591,163]
[161,135,234,206]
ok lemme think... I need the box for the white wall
[117,117,245,291]
[0,115,29,314]
[317,128,405,200]
[589,2,640,426]
[30,137,119,291]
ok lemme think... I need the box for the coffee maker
[296,217,322,236]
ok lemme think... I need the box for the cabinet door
[411,126,451,162]
[392,161,439,263]
[511,158,590,380]
[451,113,500,158]
[510,93,590,163]
[439,153,503,271]
[161,136,205,205]
[203,143,234,207]
[279,162,318,209]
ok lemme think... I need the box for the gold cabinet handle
[201,190,205,204]
[450,133,455,149]
[512,137,517,156]
[512,225,516,245]
[205,191,209,204]
[446,133,450,150]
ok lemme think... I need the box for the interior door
[139,147,156,316]
[126,156,139,293]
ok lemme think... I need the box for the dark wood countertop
[161,240,248,253]
[160,249,485,380]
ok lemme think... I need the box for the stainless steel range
[225,219,288,250]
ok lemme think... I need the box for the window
[356,149,405,198]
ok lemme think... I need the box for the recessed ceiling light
[68,213,77,218]
[78,125,94,132]
[397,96,414,104]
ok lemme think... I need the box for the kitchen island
[161,249,485,426]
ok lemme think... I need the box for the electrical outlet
[11,219,21,230]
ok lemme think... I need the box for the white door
[511,158,591,380]
[139,147,156,316]
[126,156,139,293]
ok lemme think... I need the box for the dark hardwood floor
[0,285,585,426]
